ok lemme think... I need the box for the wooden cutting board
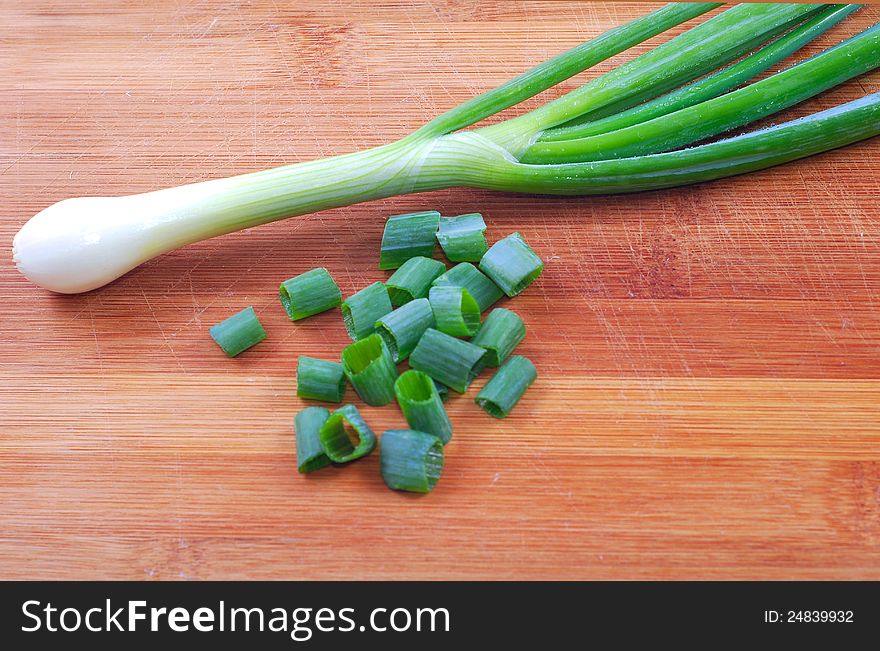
[2,1,879,580]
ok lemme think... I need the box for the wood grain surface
[2,1,879,580]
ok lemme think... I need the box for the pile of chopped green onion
[211,210,541,493]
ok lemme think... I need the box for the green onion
[340,333,398,406]
[374,297,434,363]
[385,256,446,306]
[378,211,441,270]
[341,282,392,341]
[479,232,543,297]
[409,328,488,393]
[319,404,377,463]
[209,306,267,357]
[428,285,481,337]
[475,355,537,418]
[470,307,526,367]
[432,262,503,312]
[279,267,341,321]
[394,370,453,444]
[380,429,444,493]
[296,356,346,403]
[433,379,450,403]
[295,406,332,473]
[436,213,488,262]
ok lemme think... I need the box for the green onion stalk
[13,3,880,294]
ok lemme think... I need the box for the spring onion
[279,267,341,321]
[436,213,488,262]
[394,370,453,444]
[341,282,392,341]
[432,262,503,312]
[409,328,488,393]
[471,307,526,367]
[475,355,537,418]
[378,211,441,270]
[340,333,398,406]
[15,4,880,294]
[374,297,434,363]
[428,285,481,337]
[296,356,346,403]
[479,233,543,297]
[385,256,446,306]
[380,429,444,493]
[319,404,377,463]
[295,406,332,473]
[433,379,450,403]
[209,307,266,357]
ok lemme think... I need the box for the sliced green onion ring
[379,211,441,270]
[436,213,488,262]
[341,282,393,341]
[409,328,488,393]
[385,256,446,306]
[209,306,267,357]
[479,232,543,297]
[295,406,332,473]
[380,429,444,493]
[279,267,342,321]
[296,356,347,403]
[374,297,435,363]
[432,262,504,312]
[475,355,537,418]
[471,307,526,367]
[433,379,450,403]
[394,370,453,444]
[428,285,481,337]
[341,333,398,406]
[319,404,377,463]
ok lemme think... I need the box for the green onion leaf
[385,256,446,306]
[295,406,332,473]
[433,379,450,403]
[380,429,444,493]
[436,213,488,262]
[428,285,481,337]
[409,328,488,393]
[340,333,398,406]
[341,282,393,341]
[279,267,342,321]
[475,355,537,418]
[209,306,267,357]
[394,370,453,444]
[470,307,526,367]
[374,297,435,363]
[479,232,543,297]
[319,404,377,463]
[379,211,441,270]
[432,262,504,312]
[296,356,346,403]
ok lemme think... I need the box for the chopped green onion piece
[409,328,488,393]
[436,213,488,262]
[319,404,377,463]
[432,262,504,312]
[470,307,526,367]
[296,356,346,403]
[385,256,446,306]
[340,333,398,406]
[475,355,537,418]
[295,406,332,473]
[341,282,393,341]
[209,306,267,357]
[279,267,341,321]
[379,211,441,270]
[433,379,450,403]
[479,232,543,297]
[380,429,444,493]
[374,298,435,363]
[428,285,481,337]
[394,370,453,444]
